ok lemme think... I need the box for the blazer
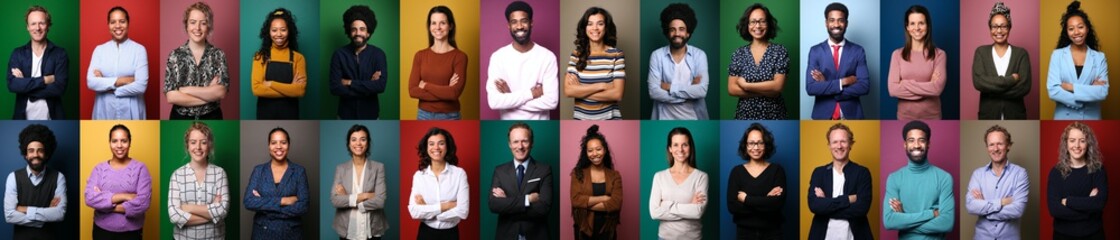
[1047,45,1109,120]
[243,161,310,240]
[972,45,1032,119]
[569,167,623,238]
[488,157,554,240]
[806,161,874,240]
[330,160,389,238]
[7,39,68,119]
[805,40,872,119]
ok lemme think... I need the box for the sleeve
[249,56,284,98]
[526,165,554,218]
[327,51,355,97]
[651,172,707,221]
[281,167,311,217]
[667,51,710,100]
[1046,51,1084,108]
[804,48,842,97]
[1004,51,1035,100]
[646,52,684,104]
[163,53,181,93]
[487,168,522,215]
[423,53,469,101]
[21,173,66,224]
[895,51,948,98]
[1066,167,1108,212]
[86,48,119,92]
[742,167,785,212]
[570,173,590,209]
[407,172,440,220]
[122,164,153,218]
[965,170,1001,216]
[832,167,873,219]
[725,168,751,215]
[807,169,843,216]
[486,54,535,110]
[882,174,935,230]
[330,165,351,208]
[436,170,470,221]
[1070,54,1109,103]
[350,50,390,96]
[4,173,41,227]
[912,173,955,234]
[206,168,230,223]
[519,55,560,112]
[887,52,921,100]
[1046,168,1089,220]
[360,164,388,211]
[986,169,1029,221]
[648,173,677,220]
[243,166,282,213]
[83,166,116,212]
[598,172,624,212]
[837,48,872,100]
[266,53,307,97]
[407,52,440,101]
[113,46,149,97]
[8,50,69,99]
[168,171,191,228]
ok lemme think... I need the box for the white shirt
[649,169,708,240]
[3,166,67,228]
[658,59,697,120]
[86,39,149,120]
[825,167,854,240]
[486,43,559,120]
[347,162,372,239]
[25,52,49,120]
[407,164,469,229]
[992,46,1013,77]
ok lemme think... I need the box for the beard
[669,36,689,50]
[350,33,369,47]
[907,148,927,163]
[828,27,846,42]
[511,29,531,45]
[26,157,46,172]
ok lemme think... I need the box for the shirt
[887,49,948,120]
[346,162,371,239]
[83,159,153,232]
[3,167,67,228]
[647,45,709,120]
[486,43,559,120]
[407,164,469,229]
[328,44,389,119]
[86,39,149,120]
[25,52,49,120]
[992,47,1012,78]
[649,169,708,240]
[883,160,955,240]
[250,46,308,99]
[168,163,230,239]
[966,162,1029,240]
[568,48,625,120]
[163,42,230,118]
[825,167,854,240]
[8,39,69,120]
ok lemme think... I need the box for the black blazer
[488,157,554,240]
[8,39,69,120]
[807,161,873,240]
[972,44,1032,119]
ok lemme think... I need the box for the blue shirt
[3,166,67,228]
[329,44,388,119]
[647,44,709,120]
[965,162,1029,240]
[86,39,149,120]
[1046,45,1108,120]
[883,160,955,240]
[243,161,310,240]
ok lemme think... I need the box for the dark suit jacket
[489,157,553,240]
[8,39,69,119]
[805,40,871,119]
[807,161,873,240]
[972,45,1032,119]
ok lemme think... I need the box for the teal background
[638,1,720,120]
[158,120,242,240]
[479,120,560,240]
[239,0,322,119]
[317,120,400,239]
[318,0,401,119]
[0,1,80,119]
[719,0,801,119]
[639,120,720,240]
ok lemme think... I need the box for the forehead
[111,129,129,138]
[509,10,528,20]
[747,130,763,140]
[588,13,604,22]
[905,129,927,139]
[189,9,208,19]
[907,12,926,21]
[428,133,446,142]
[586,138,602,147]
[269,131,288,140]
[1067,128,1085,138]
[350,19,367,27]
[28,11,47,21]
[430,12,447,21]
[1066,15,1084,25]
[270,18,287,27]
[828,128,850,140]
[827,10,845,19]
[509,128,530,138]
[188,129,208,139]
[26,141,44,148]
[349,130,368,138]
[670,134,689,142]
[110,10,127,20]
[669,19,687,27]
[749,9,766,19]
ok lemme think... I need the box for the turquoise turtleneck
[883,159,956,239]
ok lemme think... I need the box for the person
[331,124,389,240]
[728,3,787,120]
[648,3,708,120]
[408,6,468,120]
[965,125,1029,239]
[86,6,149,120]
[408,127,469,239]
[569,125,622,239]
[164,2,229,120]
[807,123,873,240]
[329,5,388,120]
[488,122,553,240]
[250,8,307,120]
[649,127,708,239]
[4,124,66,240]
[971,2,1031,120]
[887,5,947,120]
[84,124,153,240]
[1046,1,1108,120]
[8,6,69,120]
[243,127,310,240]
[486,1,559,120]
[882,120,954,239]
[805,3,871,120]
[167,122,230,239]
[564,7,625,120]
[1047,122,1107,240]
[727,123,787,239]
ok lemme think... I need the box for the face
[904,129,929,163]
[828,129,852,161]
[508,10,532,45]
[110,129,131,160]
[1066,15,1087,47]
[747,9,767,41]
[270,18,289,48]
[427,134,447,162]
[906,13,927,42]
[1066,128,1087,161]
[109,10,129,42]
[509,128,532,161]
[349,20,370,47]
[25,141,46,172]
[826,10,847,41]
[985,131,1010,163]
[349,130,368,157]
[27,11,48,42]
[989,14,1009,45]
[746,130,765,160]
[668,19,689,49]
[187,130,210,162]
[268,131,289,161]
[429,12,449,42]
[669,134,691,163]
[186,10,210,45]
[586,13,605,43]
[586,139,605,166]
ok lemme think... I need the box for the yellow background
[79,121,162,240]
[798,120,882,240]
[398,0,481,119]
[1039,0,1120,119]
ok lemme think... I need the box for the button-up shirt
[168,163,229,239]
[966,162,1029,240]
[407,164,469,229]
[3,166,67,228]
[86,38,149,120]
[647,44,709,120]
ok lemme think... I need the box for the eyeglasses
[989,24,1009,30]
[747,141,765,149]
[749,20,766,26]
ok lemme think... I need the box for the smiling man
[488,122,553,240]
[807,123,873,240]
[485,1,559,120]
[8,6,69,120]
[329,5,388,120]
[4,124,66,240]
[883,120,955,239]
[965,125,1029,239]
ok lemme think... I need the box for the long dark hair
[427,6,457,48]
[901,5,935,62]
[573,7,617,71]
[572,125,613,181]
[1055,1,1099,50]
[254,8,300,65]
[666,127,696,168]
[417,127,458,171]
[347,124,370,158]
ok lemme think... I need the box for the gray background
[238,120,321,239]
[958,120,1040,240]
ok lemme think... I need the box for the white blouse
[649,168,708,240]
[407,164,470,229]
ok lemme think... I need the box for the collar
[26,166,44,178]
[907,158,931,172]
[828,39,847,47]
[513,157,532,169]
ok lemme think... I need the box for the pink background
[158,0,241,119]
[879,120,961,240]
[478,0,561,119]
[958,0,1041,119]
[559,120,641,239]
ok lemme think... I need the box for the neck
[273,43,288,50]
[670,44,688,55]
[112,156,129,163]
[990,159,1008,169]
[28,167,42,176]
[114,38,127,45]
[430,160,447,172]
[188,40,207,50]
[590,163,604,171]
[31,40,47,49]
[832,158,849,169]
[1071,43,1088,52]
[351,155,366,165]
[749,158,766,165]
[910,40,925,51]
[1070,158,1086,168]
[670,162,690,172]
[753,38,769,46]
[993,42,1009,49]
[431,40,452,52]
[829,37,844,45]
[514,156,529,164]
[271,158,287,166]
[513,41,534,53]
[590,40,606,52]
[189,159,208,169]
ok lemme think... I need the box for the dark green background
[718,0,801,119]
[639,120,720,240]
[318,0,401,119]
[638,0,720,120]
[159,120,242,239]
[479,120,561,240]
[0,1,80,119]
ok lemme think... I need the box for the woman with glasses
[726,123,786,239]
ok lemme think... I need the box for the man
[488,122,553,240]
[329,5,388,119]
[805,2,871,120]
[807,123,873,240]
[883,120,955,239]
[486,1,558,120]
[8,6,69,120]
[647,3,708,120]
[965,125,1028,239]
[4,124,66,240]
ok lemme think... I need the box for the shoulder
[289,161,307,172]
[845,40,865,50]
[368,160,385,169]
[768,43,788,53]
[210,164,227,176]
[493,161,510,171]
[129,159,150,170]
[653,169,671,179]
[127,39,148,52]
[532,43,556,57]
[935,48,947,57]
[605,47,624,56]
[452,48,469,58]
[767,162,786,172]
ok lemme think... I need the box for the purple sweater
[84,159,152,232]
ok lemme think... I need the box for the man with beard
[965,125,1029,239]
[9,6,69,120]
[805,2,871,120]
[647,3,708,120]
[488,122,553,240]
[883,120,955,239]
[329,5,388,119]
[486,1,558,120]
[4,124,66,240]
[807,123,873,239]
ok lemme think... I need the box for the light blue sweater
[883,159,955,239]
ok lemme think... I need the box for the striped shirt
[568,48,625,120]
[168,163,229,240]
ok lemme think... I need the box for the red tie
[831,45,842,120]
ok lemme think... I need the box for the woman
[887,5,947,120]
[407,127,469,239]
[243,127,310,240]
[972,2,1031,120]
[84,124,153,240]
[1046,1,1108,120]
[649,127,708,239]
[728,3,789,120]
[250,8,307,120]
[164,2,230,120]
[570,125,623,239]
[168,121,230,239]
[727,123,786,239]
[86,6,149,120]
[1047,122,1108,240]
[407,6,468,120]
[332,124,389,240]
[564,7,625,120]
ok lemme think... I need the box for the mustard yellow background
[1039,0,1120,119]
[798,120,882,240]
[79,121,162,240]
[398,0,481,119]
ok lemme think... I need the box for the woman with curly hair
[1047,122,1108,239]
[407,127,469,239]
[569,125,622,239]
[564,7,625,120]
[250,8,306,119]
[1046,1,1108,120]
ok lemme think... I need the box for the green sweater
[883,160,955,239]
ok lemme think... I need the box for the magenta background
[958,0,1041,119]
[157,0,241,119]
[559,120,641,239]
[878,120,962,240]
[478,0,561,120]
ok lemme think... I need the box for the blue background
[0,121,79,239]
[878,0,961,119]
[798,0,882,119]
[317,120,401,240]
[718,120,800,239]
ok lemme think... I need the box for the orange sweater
[251,47,307,98]
[408,48,468,113]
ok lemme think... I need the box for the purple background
[878,120,961,240]
[478,0,561,120]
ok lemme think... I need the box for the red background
[398,120,480,239]
[1039,120,1120,237]
[79,0,161,119]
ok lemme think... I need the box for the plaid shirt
[168,163,229,239]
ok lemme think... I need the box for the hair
[26,5,51,27]
[254,8,300,65]
[426,6,458,48]
[826,122,855,144]
[901,120,931,141]
[505,1,533,22]
[983,125,1013,146]
[183,2,214,30]
[572,125,614,181]
[268,127,289,145]
[739,123,776,161]
[1057,122,1103,178]
[417,127,459,170]
[343,5,377,35]
[661,3,697,38]
[824,2,849,19]
[736,3,778,41]
[347,124,370,158]
[18,124,56,160]
[508,122,534,144]
[666,127,696,168]
[989,2,1012,29]
[901,5,936,62]
[109,124,131,141]
[184,121,214,161]
[573,7,618,71]
[1055,1,1100,50]
[107,6,129,23]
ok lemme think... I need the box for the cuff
[524,195,531,207]
[349,194,358,207]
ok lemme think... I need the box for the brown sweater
[408,48,468,113]
[569,167,623,237]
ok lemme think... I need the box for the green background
[718,0,801,119]
[159,120,242,239]
[318,0,401,119]
[638,0,720,120]
[0,0,80,119]
[239,0,322,119]
[479,120,561,240]
[639,120,721,240]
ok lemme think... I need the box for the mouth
[514,30,527,38]
[751,28,765,36]
[830,28,842,34]
[909,150,923,157]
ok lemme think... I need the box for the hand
[208,75,220,86]
[814,187,825,198]
[692,75,702,85]
[491,187,507,198]
[1011,73,1020,81]
[51,197,61,207]
[565,73,579,85]
[932,208,940,218]
[449,73,460,86]
[440,200,457,212]
[93,69,104,78]
[1091,79,1107,86]
[889,198,904,212]
[93,186,102,193]
[44,75,56,85]
[1090,188,1099,197]
[494,79,511,93]
[528,193,540,203]
[1000,197,1013,206]
[114,76,135,87]
[372,71,382,81]
[810,69,825,81]
[766,186,783,197]
[971,189,984,200]
[280,196,298,206]
[334,184,347,195]
[530,83,543,99]
[1061,198,1067,206]
[16,206,27,213]
[1062,82,1074,92]
[847,195,857,203]
[252,190,261,197]
[112,193,137,204]
[357,192,375,202]
[660,81,671,91]
[414,195,426,205]
[418,80,427,89]
[841,76,856,86]
[113,204,126,213]
[11,68,23,78]
[213,192,222,204]
[737,191,747,203]
[691,192,706,204]
[341,79,352,87]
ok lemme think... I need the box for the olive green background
[0,0,80,119]
[718,0,801,119]
[639,120,720,240]
[159,120,241,240]
[479,120,561,240]
[318,0,401,119]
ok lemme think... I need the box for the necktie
[831,45,842,120]
[517,164,525,191]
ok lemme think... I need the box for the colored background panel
[319,0,401,119]
[1039,0,1120,119]
[398,0,481,120]
[717,0,800,120]
[79,120,161,240]
[0,121,79,239]
[798,0,882,119]
[957,120,1040,239]
[237,120,321,239]
[157,0,241,119]
[318,120,401,239]
[158,120,240,239]
[639,121,720,240]
[879,0,962,120]
[479,120,560,239]
[397,120,480,239]
[479,0,561,120]
[78,0,161,120]
[558,120,641,239]
[0,1,81,119]
[878,120,960,240]
[639,0,720,120]
[798,120,882,240]
[238,0,321,120]
[958,0,1041,120]
[717,120,801,239]
[558,0,641,119]
[1039,120,1120,238]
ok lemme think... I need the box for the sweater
[883,160,955,240]
[250,46,307,98]
[887,49,947,120]
[408,48,468,113]
[1047,166,1108,237]
[726,163,786,231]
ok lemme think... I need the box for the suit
[488,157,553,240]
[330,160,389,238]
[1047,45,1109,119]
[972,45,1032,119]
[7,39,69,120]
[806,161,874,240]
[805,40,871,119]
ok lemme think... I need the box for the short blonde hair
[27,5,51,27]
[183,2,214,30]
